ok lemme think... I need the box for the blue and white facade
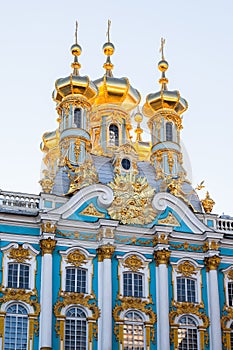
[0,32,233,350]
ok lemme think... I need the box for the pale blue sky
[0,0,232,215]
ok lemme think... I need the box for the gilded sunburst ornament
[107,174,156,225]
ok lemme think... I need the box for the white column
[205,256,222,350]
[98,245,115,350]
[39,238,56,350]
[98,259,103,350]
[154,249,170,350]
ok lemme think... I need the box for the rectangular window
[66,268,87,293]
[228,282,233,306]
[123,272,143,298]
[177,277,196,303]
[8,264,29,289]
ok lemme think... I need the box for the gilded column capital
[40,238,56,256]
[97,245,115,262]
[154,249,170,266]
[204,255,221,272]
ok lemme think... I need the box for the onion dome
[53,22,98,104]
[93,20,140,112]
[143,38,188,117]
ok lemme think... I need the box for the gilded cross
[107,19,111,42]
[75,21,78,44]
[160,37,165,60]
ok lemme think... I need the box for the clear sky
[0,0,232,216]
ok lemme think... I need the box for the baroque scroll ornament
[107,174,156,225]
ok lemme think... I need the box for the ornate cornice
[154,249,170,266]
[204,255,221,272]
[97,245,115,262]
[40,238,56,256]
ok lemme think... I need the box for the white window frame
[122,309,147,350]
[60,247,95,295]
[172,258,203,304]
[64,305,88,350]
[1,243,39,291]
[117,252,151,301]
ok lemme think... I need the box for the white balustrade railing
[216,218,233,232]
[0,190,40,212]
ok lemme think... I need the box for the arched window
[109,124,119,146]
[4,304,28,350]
[166,122,173,141]
[65,307,87,350]
[123,272,143,297]
[177,277,197,303]
[74,108,82,128]
[65,267,87,293]
[123,311,144,350]
[8,263,29,289]
[178,316,198,350]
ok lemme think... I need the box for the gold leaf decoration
[228,270,233,280]
[8,246,31,263]
[79,203,105,218]
[158,212,180,226]
[66,250,87,267]
[123,255,144,272]
[107,174,156,225]
[177,261,196,277]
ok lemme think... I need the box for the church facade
[0,25,233,350]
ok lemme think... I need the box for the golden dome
[143,40,188,117]
[53,23,98,104]
[93,20,140,112]
[93,43,140,112]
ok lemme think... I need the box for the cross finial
[75,21,78,44]
[160,37,165,60]
[107,19,111,42]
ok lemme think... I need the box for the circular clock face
[121,158,131,170]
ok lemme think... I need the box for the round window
[121,158,131,170]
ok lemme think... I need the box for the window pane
[177,277,196,303]
[123,273,133,297]
[65,307,87,350]
[66,268,87,293]
[166,122,173,141]
[8,264,29,289]
[228,282,233,306]
[134,274,143,298]
[123,311,144,350]
[4,304,28,350]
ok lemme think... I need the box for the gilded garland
[107,174,156,225]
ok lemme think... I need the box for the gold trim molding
[41,222,56,234]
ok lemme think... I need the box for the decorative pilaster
[97,245,115,350]
[154,249,171,350]
[39,238,56,350]
[204,255,222,350]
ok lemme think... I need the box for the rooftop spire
[70,21,82,76]
[103,19,115,77]
[158,37,169,91]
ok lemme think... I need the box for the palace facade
[0,25,233,350]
